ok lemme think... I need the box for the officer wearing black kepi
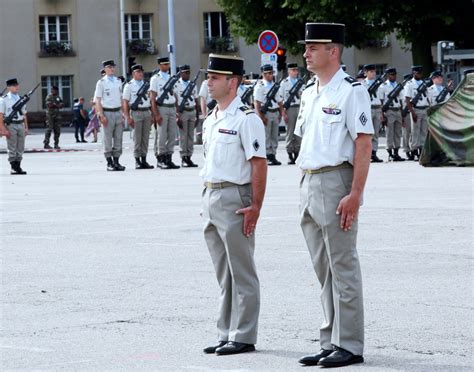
[0,78,29,175]
[122,64,154,169]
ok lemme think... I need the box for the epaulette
[304,78,316,90]
[344,76,361,87]
[239,106,254,115]
[206,108,214,118]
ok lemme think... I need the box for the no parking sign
[258,30,279,54]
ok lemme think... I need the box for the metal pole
[120,0,127,77]
[168,0,176,74]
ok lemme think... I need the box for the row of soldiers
[360,64,453,162]
[0,58,454,175]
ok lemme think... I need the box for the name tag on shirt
[218,128,237,135]
[322,107,341,115]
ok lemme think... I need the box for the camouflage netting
[420,71,474,166]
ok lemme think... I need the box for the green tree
[218,0,474,73]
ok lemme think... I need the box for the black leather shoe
[215,341,255,355]
[298,349,333,366]
[318,347,364,368]
[203,341,227,354]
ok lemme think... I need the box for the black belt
[183,107,196,112]
[10,119,24,124]
[388,107,401,111]
[266,108,279,113]
[371,105,381,109]
[132,107,151,112]
[103,107,121,112]
[158,103,175,108]
[414,106,428,109]
[289,104,300,108]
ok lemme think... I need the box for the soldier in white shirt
[122,64,154,170]
[200,54,267,356]
[279,63,303,164]
[198,77,214,145]
[0,78,29,175]
[362,64,384,162]
[427,70,453,106]
[295,23,373,368]
[404,65,430,160]
[253,64,285,165]
[175,64,199,167]
[380,68,405,161]
[94,60,126,171]
[150,56,180,169]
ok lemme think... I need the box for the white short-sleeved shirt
[122,79,151,109]
[404,78,430,107]
[198,80,213,105]
[0,92,26,121]
[295,68,374,171]
[150,71,176,105]
[175,78,197,108]
[253,80,283,110]
[94,75,123,109]
[380,80,403,109]
[200,95,266,184]
[279,77,304,106]
[427,84,450,105]
[362,78,384,107]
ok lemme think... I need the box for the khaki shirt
[404,78,430,107]
[175,78,197,109]
[380,80,403,109]
[0,92,26,121]
[279,76,304,106]
[427,84,450,105]
[150,71,176,105]
[200,96,266,184]
[362,78,384,107]
[253,80,283,110]
[94,76,123,109]
[122,79,151,109]
[295,69,374,170]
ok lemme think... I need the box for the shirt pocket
[213,133,240,168]
[321,115,343,146]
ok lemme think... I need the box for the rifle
[261,78,284,114]
[241,80,258,106]
[156,73,180,106]
[130,80,150,111]
[178,70,201,113]
[381,74,412,112]
[4,83,40,125]
[435,80,454,104]
[402,78,433,117]
[283,74,308,110]
[367,72,388,100]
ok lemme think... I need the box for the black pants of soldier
[44,112,61,146]
[74,120,86,142]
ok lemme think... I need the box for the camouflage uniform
[43,93,63,147]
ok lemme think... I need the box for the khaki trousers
[299,168,364,355]
[202,184,260,344]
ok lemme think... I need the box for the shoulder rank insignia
[239,106,254,115]
[304,77,316,90]
[206,108,215,118]
[344,76,361,86]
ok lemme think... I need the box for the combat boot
[113,157,126,171]
[106,157,116,171]
[371,150,383,163]
[141,156,154,169]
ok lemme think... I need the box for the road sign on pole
[261,53,277,75]
[258,30,279,54]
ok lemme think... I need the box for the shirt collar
[318,68,346,91]
[160,71,170,79]
[8,92,19,99]
[214,95,241,118]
